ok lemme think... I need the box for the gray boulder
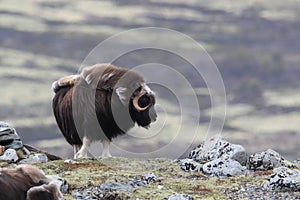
[19,153,49,164]
[144,172,157,184]
[99,182,134,193]
[248,149,295,170]
[179,159,202,172]
[189,134,247,165]
[293,158,300,165]
[0,148,18,162]
[203,158,247,177]
[264,167,300,192]
[163,194,194,200]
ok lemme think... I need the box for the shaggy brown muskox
[52,64,156,158]
[0,164,63,200]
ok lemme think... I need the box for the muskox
[0,164,63,200]
[52,64,157,158]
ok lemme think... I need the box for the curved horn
[133,91,150,112]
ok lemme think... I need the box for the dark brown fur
[52,64,156,147]
[0,165,62,200]
[26,183,62,200]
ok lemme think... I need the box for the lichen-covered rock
[0,148,18,162]
[74,187,129,200]
[19,153,49,164]
[128,177,147,188]
[179,159,202,172]
[73,174,155,199]
[264,167,300,192]
[0,122,24,152]
[100,182,134,193]
[64,159,77,164]
[203,158,247,177]
[248,149,295,170]
[182,135,248,176]
[163,194,194,200]
[189,134,247,165]
[144,172,157,184]
[293,158,300,165]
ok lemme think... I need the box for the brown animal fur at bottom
[26,183,63,200]
[0,164,63,200]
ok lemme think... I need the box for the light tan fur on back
[52,74,80,93]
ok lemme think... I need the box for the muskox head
[129,84,157,127]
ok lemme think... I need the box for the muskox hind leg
[74,137,91,159]
[101,140,112,158]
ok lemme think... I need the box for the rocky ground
[36,157,299,200]
[0,133,299,200]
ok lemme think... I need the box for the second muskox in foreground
[0,164,62,200]
[52,64,157,158]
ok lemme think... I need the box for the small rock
[248,149,295,170]
[19,153,48,164]
[47,175,68,193]
[144,172,157,184]
[189,134,247,165]
[157,185,164,190]
[74,184,131,199]
[74,188,99,200]
[179,159,202,172]
[163,194,194,200]
[99,182,134,193]
[293,158,300,165]
[64,159,77,164]
[0,121,10,129]
[0,122,24,151]
[74,192,85,199]
[128,177,147,188]
[264,167,300,192]
[0,149,18,162]
[203,158,247,177]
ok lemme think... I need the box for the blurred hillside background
[0,0,299,159]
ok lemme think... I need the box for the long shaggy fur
[0,165,62,200]
[52,64,156,157]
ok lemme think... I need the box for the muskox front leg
[75,137,91,159]
[73,144,82,158]
[101,140,112,158]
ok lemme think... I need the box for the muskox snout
[149,106,157,122]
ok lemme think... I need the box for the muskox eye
[138,95,151,108]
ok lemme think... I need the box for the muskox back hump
[52,75,80,93]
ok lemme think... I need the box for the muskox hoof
[101,152,112,158]
[74,152,88,159]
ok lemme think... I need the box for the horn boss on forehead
[52,64,157,158]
